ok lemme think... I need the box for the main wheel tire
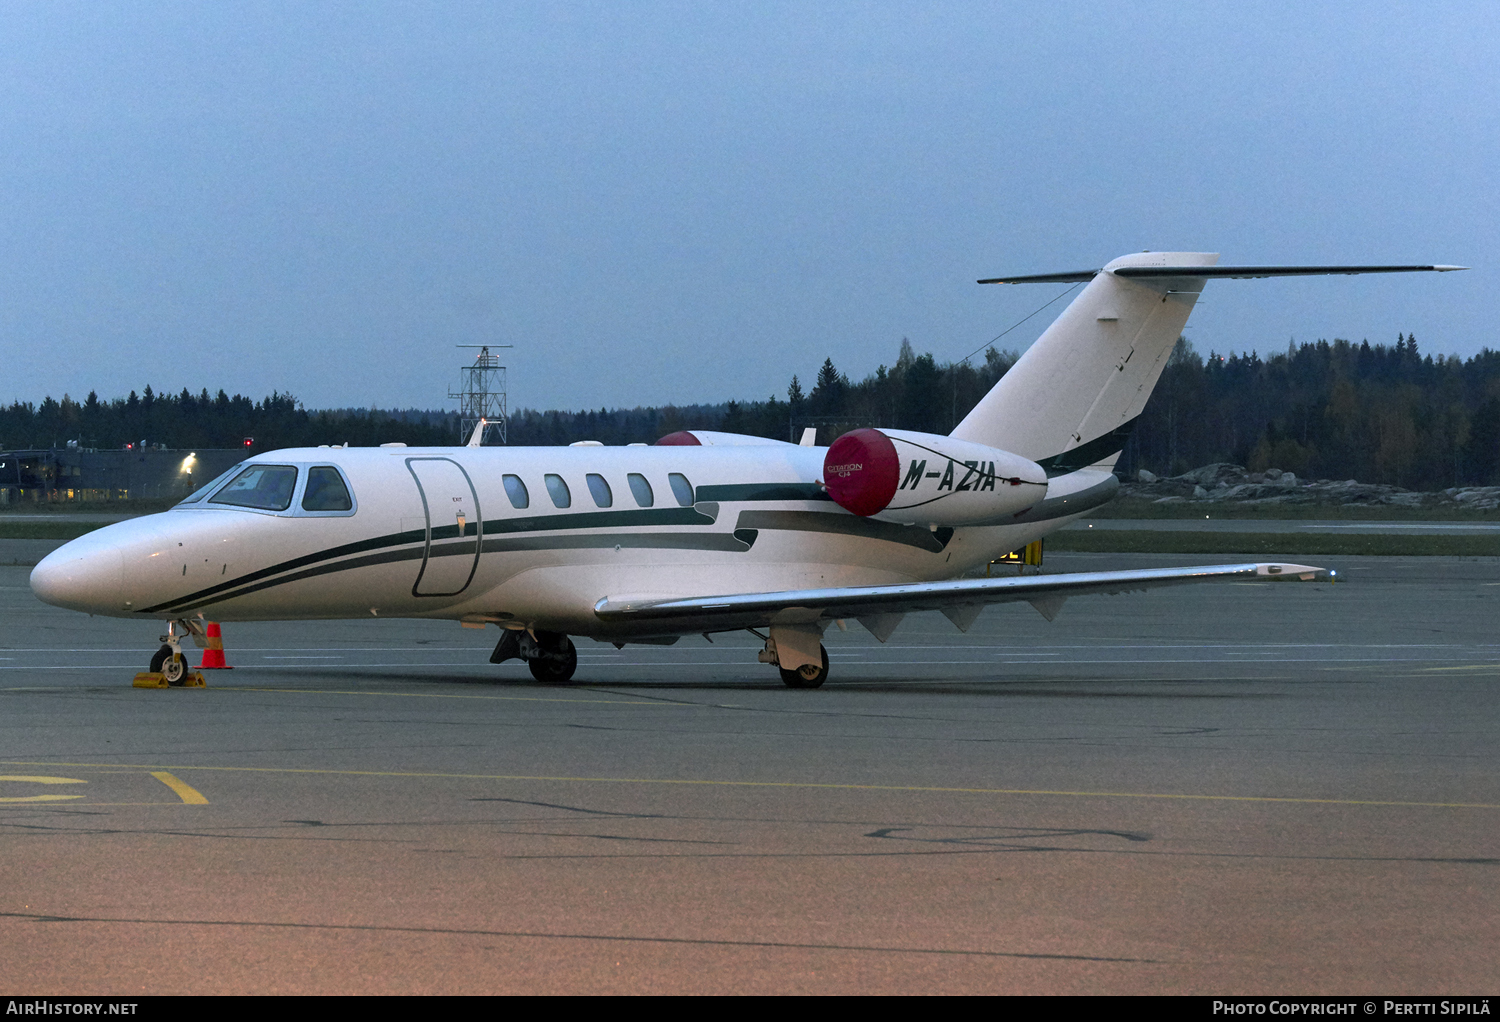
[528,637,578,683]
[779,644,829,689]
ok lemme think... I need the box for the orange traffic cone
[199,622,233,669]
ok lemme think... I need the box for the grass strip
[1047,530,1500,557]
[0,521,108,540]
[1105,497,1500,522]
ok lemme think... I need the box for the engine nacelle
[822,428,1047,525]
[656,430,792,447]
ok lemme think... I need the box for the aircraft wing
[594,562,1331,636]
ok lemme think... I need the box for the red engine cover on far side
[823,428,901,517]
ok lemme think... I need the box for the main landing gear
[756,628,830,689]
[490,628,579,683]
[486,624,831,690]
[779,646,829,689]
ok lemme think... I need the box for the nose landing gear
[134,620,207,689]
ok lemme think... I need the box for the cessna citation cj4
[31,252,1464,688]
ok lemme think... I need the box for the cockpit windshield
[209,464,299,511]
[176,462,244,506]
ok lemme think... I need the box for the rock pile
[1124,464,1500,509]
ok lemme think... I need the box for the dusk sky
[3,2,1496,414]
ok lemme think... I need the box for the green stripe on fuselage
[142,505,722,614]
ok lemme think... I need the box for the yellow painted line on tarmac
[150,772,208,804]
[51,802,195,807]
[2,761,1495,810]
[0,774,86,803]
[216,686,668,706]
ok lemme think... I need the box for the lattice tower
[449,344,511,445]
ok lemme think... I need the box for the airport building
[0,446,245,504]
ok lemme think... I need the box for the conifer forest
[4,335,1500,489]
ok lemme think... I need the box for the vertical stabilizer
[953,251,1218,472]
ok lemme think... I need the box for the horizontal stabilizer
[595,562,1330,633]
[1114,264,1467,279]
[980,264,1466,284]
[977,269,1103,284]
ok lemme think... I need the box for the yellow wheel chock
[133,671,207,689]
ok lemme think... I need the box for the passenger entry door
[407,458,482,597]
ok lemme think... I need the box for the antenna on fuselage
[451,344,512,446]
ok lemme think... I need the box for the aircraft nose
[30,538,125,613]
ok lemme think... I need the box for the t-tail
[951,252,1465,476]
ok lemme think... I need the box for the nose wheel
[149,644,191,686]
[136,619,206,688]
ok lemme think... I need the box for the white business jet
[30,253,1463,688]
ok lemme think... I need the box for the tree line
[1125,335,1500,489]
[506,340,1017,446]
[4,335,1499,489]
[0,388,458,453]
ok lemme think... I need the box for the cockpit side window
[210,465,299,511]
[302,466,353,511]
[668,472,694,507]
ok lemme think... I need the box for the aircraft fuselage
[31,443,1112,639]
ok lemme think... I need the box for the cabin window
[503,474,529,509]
[210,464,299,512]
[545,474,571,508]
[302,467,353,511]
[627,473,653,507]
[586,473,612,507]
[668,472,693,507]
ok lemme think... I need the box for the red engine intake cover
[823,428,901,517]
[655,431,702,446]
